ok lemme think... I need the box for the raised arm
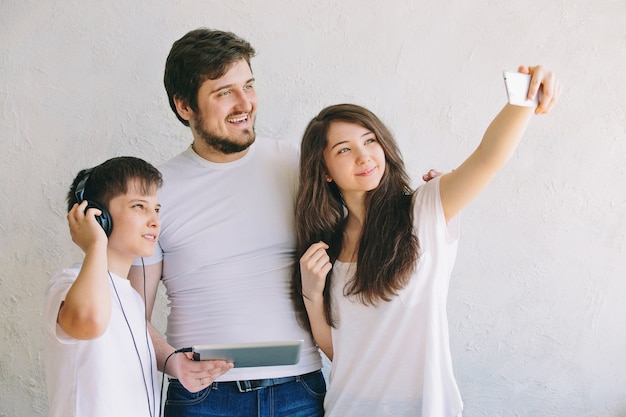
[57,201,111,340]
[440,65,561,222]
[128,261,233,392]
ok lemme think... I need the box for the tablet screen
[191,340,303,368]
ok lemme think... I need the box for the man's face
[189,59,258,155]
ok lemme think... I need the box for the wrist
[303,293,324,307]
[82,239,108,254]
[163,348,187,377]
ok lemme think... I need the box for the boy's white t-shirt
[44,265,160,417]
[324,177,463,417]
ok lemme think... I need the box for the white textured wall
[1,1,624,416]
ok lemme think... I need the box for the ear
[173,96,193,122]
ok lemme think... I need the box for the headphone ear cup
[84,201,113,237]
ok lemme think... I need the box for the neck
[338,194,367,262]
[191,140,250,163]
[339,217,363,263]
[106,252,132,279]
[342,192,367,226]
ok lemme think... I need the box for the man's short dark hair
[67,156,163,212]
[164,28,256,126]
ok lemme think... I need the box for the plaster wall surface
[1,1,624,416]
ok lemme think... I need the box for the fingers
[67,201,86,223]
[522,65,562,115]
[300,242,332,276]
[422,169,442,182]
[67,201,107,250]
[537,72,561,115]
[190,361,233,392]
[526,65,544,103]
[68,201,102,227]
[300,242,332,301]
[176,354,233,393]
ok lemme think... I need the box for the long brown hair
[292,104,419,330]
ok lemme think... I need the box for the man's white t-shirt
[141,139,322,381]
[324,177,463,417]
[44,265,160,417]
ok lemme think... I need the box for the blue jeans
[164,370,326,417]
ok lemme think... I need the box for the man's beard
[194,114,256,155]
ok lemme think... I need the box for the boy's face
[106,179,160,264]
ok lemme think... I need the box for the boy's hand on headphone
[67,201,108,253]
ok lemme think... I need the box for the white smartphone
[503,70,540,108]
[191,340,303,368]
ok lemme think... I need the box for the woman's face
[322,120,386,200]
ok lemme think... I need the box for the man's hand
[169,351,234,393]
[422,169,442,182]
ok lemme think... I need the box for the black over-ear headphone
[74,168,113,237]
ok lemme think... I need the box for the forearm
[129,262,178,373]
[147,321,177,373]
[440,104,535,220]
[475,103,535,171]
[304,298,334,360]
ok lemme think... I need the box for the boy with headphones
[44,156,163,417]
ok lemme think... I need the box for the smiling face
[323,120,386,201]
[176,58,258,161]
[105,178,161,268]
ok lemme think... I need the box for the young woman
[292,66,561,417]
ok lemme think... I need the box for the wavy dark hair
[292,104,419,330]
[164,28,256,126]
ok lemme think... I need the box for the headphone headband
[74,167,94,203]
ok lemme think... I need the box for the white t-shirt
[324,177,463,417]
[44,264,160,417]
[141,139,322,381]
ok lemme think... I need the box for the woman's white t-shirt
[324,177,463,417]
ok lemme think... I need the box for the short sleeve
[413,176,461,246]
[44,266,82,344]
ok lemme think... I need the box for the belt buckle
[236,380,260,393]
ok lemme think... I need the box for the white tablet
[191,340,303,368]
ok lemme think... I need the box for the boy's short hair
[164,28,256,126]
[67,156,163,212]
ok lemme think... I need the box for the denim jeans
[164,370,326,417]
